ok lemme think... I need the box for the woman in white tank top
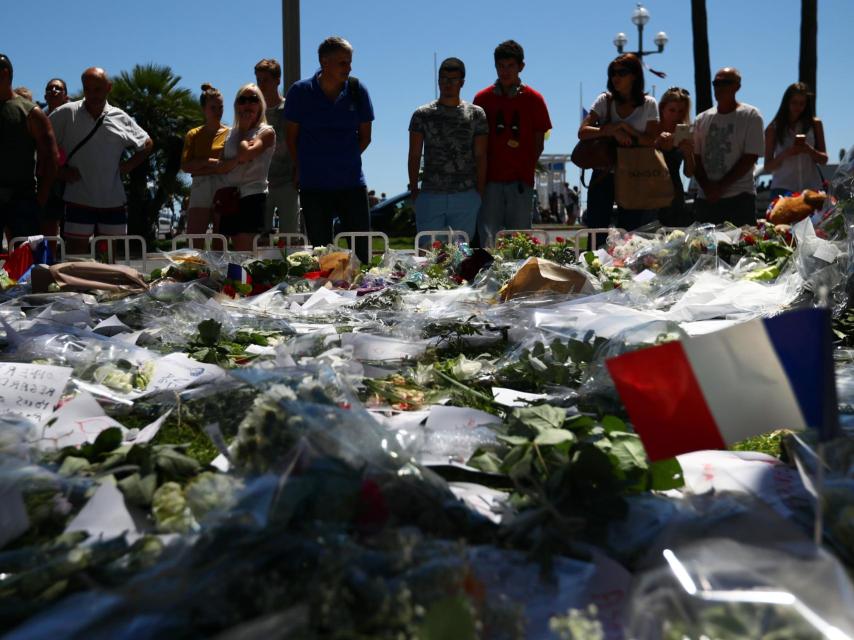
[215,83,276,251]
[763,82,828,198]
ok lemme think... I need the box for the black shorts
[220,193,265,235]
[0,196,40,238]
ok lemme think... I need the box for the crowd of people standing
[0,39,830,258]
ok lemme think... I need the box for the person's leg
[617,207,658,231]
[233,194,266,252]
[301,190,335,248]
[585,171,615,248]
[415,192,446,232]
[62,204,96,254]
[477,182,505,248]
[186,208,212,234]
[726,193,757,227]
[444,190,480,243]
[271,183,301,234]
[505,183,534,231]
[337,186,372,264]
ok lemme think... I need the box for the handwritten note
[38,392,126,450]
[0,363,72,424]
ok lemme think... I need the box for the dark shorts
[220,193,265,235]
[0,197,40,239]
[64,203,128,237]
[695,193,756,227]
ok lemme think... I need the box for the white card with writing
[38,392,126,450]
[0,363,72,424]
[143,353,225,395]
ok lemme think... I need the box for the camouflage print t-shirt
[409,100,488,193]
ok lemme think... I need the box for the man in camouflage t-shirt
[408,58,487,242]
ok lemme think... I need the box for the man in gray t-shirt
[255,59,299,234]
[408,57,487,242]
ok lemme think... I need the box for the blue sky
[6,0,852,197]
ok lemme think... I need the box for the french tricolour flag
[226,263,252,285]
[606,308,838,462]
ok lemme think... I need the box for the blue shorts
[415,190,481,241]
[64,203,127,238]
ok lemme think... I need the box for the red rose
[432,240,443,249]
[222,284,237,298]
[531,236,541,245]
[555,236,565,243]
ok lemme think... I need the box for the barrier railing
[9,236,66,263]
[332,231,389,262]
[495,229,550,244]
[252,233,309,257]
[413,230,470,255]
[91,235,148,272]
[171,234,228,252]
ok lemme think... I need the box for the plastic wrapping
[627,537,854,640]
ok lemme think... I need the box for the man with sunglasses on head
[473,40,551,246]
[0,54,58,242]
[408,57,487,244]
[693,67,764,226]
[285,36,374,263]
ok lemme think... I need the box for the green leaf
[511,405,566,435]
[608,432,648,474]
[649,457,684,491]
[92,427,124,456]
[534,429,575,446]
[467,450,503,474]
[197,319,222,347]
[57,456,91,477]
[153,446,202,482]
[417,597,477,640]
[496,434,531,446]
[601,415,628,433]
[118,473,158,507]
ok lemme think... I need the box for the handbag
[571,94,616,187]
[213,187,240,217]
[614,147,674,210]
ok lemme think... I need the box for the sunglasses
[610,68,632,78]
[667,86,690,95]
[237,94,260,105]
[438,76,463,84]
[46,86,65,94]
[712,78,737,88]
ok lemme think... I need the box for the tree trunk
[799,0,818,99]
[691,0,712,115]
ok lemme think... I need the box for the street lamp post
[613,3,668,60]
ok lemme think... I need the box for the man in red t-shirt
[473,40,551,246]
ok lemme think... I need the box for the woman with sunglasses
[181,84,229,235]
[655,87,695,227]
[763,82,828,198]
[215,83,275,251]
[578,53,660,235]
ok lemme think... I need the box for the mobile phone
[795,134,807,145]
[673,123,693,144]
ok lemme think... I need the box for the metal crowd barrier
[252,233,310,258]
[171,234,228,252]
[9,236,66,263]
[413,230,470,255]
[332,231,389,262]
[91,235,148,272]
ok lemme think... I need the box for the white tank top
[770,125,822,192]
[223,124,276,196]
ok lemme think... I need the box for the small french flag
[226,263,252,285]
[606,308,838,462]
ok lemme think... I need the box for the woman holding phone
[764,82,828,198]
[655,87,695,226]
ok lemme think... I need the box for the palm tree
[799,0,818,98]
[111,64,202,241]
[690,0,712,114]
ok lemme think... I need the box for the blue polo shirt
[284,72,374,190]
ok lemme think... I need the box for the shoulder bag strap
[65,111,107,164]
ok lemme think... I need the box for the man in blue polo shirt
[285,36,374,262]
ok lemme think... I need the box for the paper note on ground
[144,353,225,395]
[92,315,132,336]
[492,387,548,408]
[64,482,137,540]
[341,333,429,361]
[425,405,501,430]
[38,392,126,450]
[0,363,72,424]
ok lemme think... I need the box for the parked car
[369,191,415,237]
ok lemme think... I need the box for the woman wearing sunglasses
[578,53,660,235]
[763,82,828,198]
[181,84,229,235]
[655,87,695,226]
[215,84,275,251]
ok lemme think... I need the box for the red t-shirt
[473,84,552,185]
